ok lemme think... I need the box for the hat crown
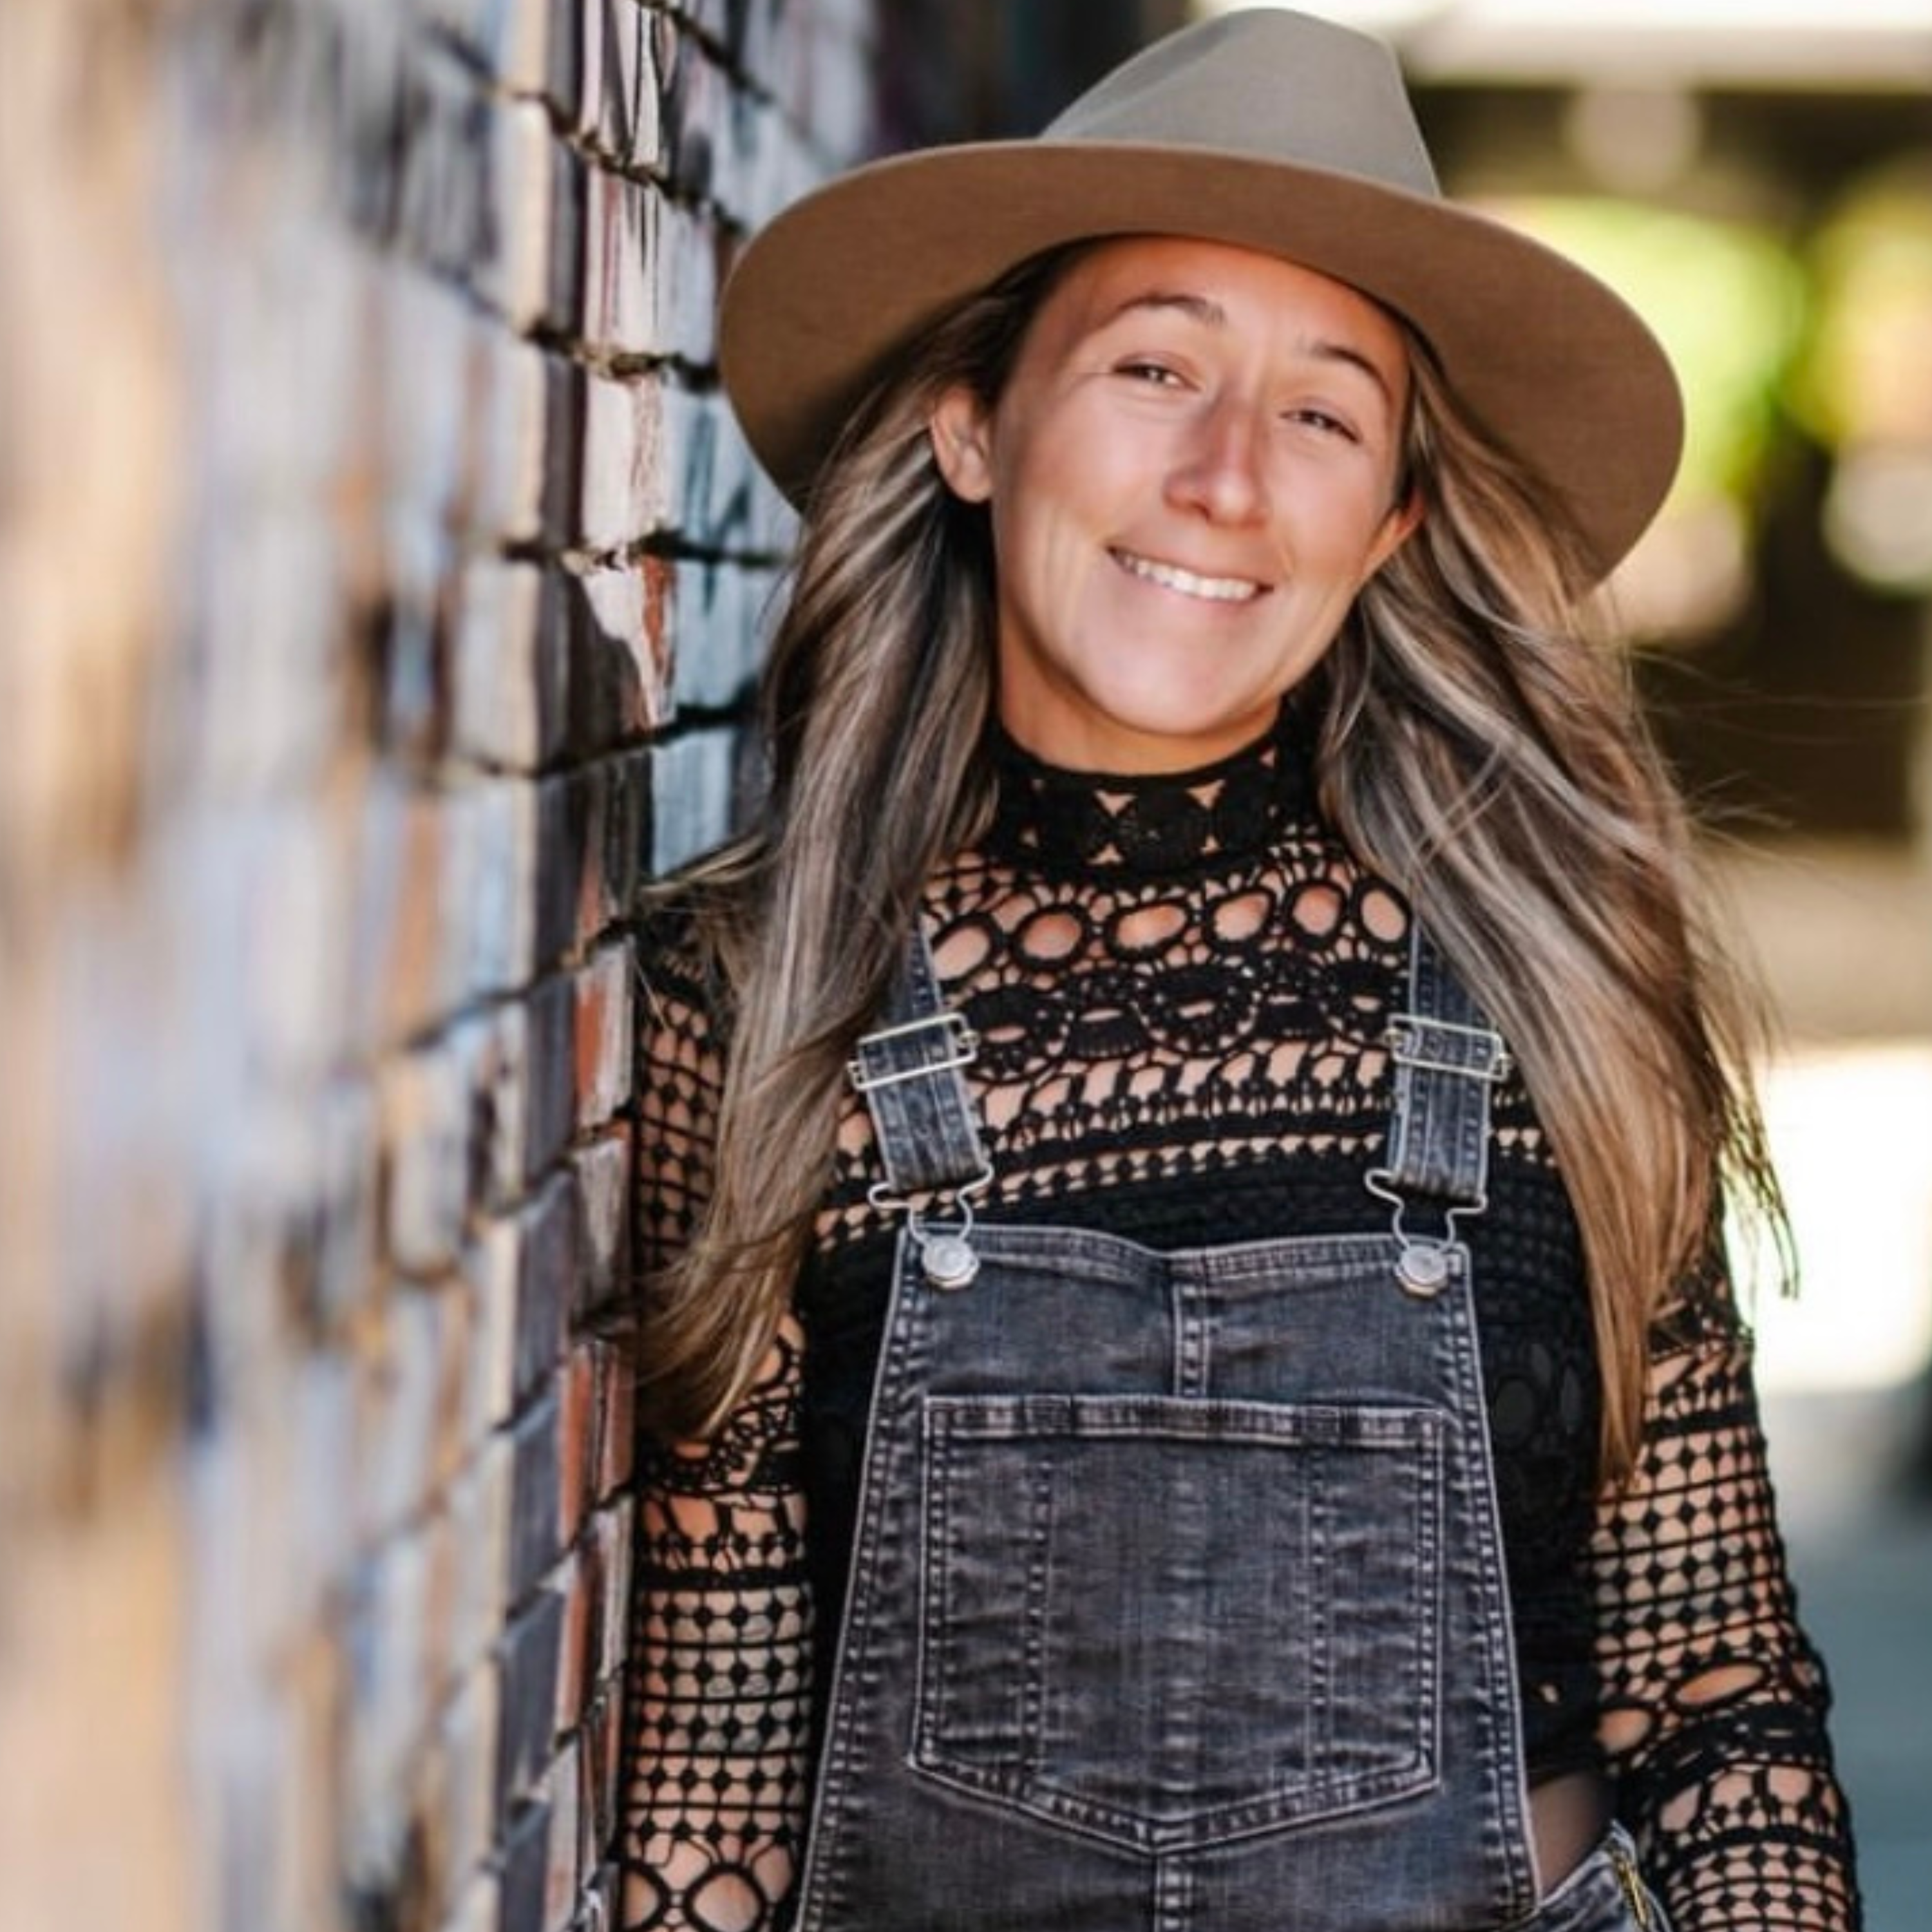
[1045,8,1439,199]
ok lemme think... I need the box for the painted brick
[677,390,766,559]
[385,271,475,549]
[468,1214,520,1434]
[579,365,674,551]
[370,533,457,765]
[649,0,715,151]
[422,0,557,99]
[498,1797,551,1932]
[453,557,558,773]
[498,1587,565,1815]
[0,6,880,1931]
[580,169,716,365]
[558,1344,618,1557]
[343,1537,433,1866]
[470,102,571,333]
[382,1035,475,1279]
[596,1501,635,1685]
[529,975,582,1172]
[799,10,878,164]
[650,728,739,872]
[463,328,552,549]
[580,1683,627,1861]
[570,375,786,564]
[570,556,672,746]
[550,1545,589,1744]
[448,1867,502,1932]
[310,1077,384,1331]
[281,1631,352,1932]
[511,1170,580,1406]
[432,1650,503,1888]
[574,939,634,1128]
[530,765,583,971]
[580,0,664,170]
[509,1381,564,1604]
[194,506,347,797]
[445,775,540,1005]
[358,777,449,1046]
[572,1124,632,1314]
[355,1277,469,1539]
[598,751,650,942]
[469,1001,524,1217]
[446,1435,515,1675]
[534,760,641,966]
[669,554,777,713]
[696,14,837,222]
[289,1345,361,1629]
[397,39,497,283]
[592,1336,636,1501]
[542,1739,585,1932]
[556,1354,590,1552]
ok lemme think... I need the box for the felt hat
[718,6,1683,578]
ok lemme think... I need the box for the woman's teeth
[1114,550,1262,603]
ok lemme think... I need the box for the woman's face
[931,236,1421,773]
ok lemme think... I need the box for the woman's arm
[1588,1259,1861,1931]
[620,934,815,1931]
[621,1323,813,1931]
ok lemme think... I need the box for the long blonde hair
[641,247,1784,1480]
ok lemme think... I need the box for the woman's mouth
[1111,548,1265,603]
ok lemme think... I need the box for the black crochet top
[621,717,1859,1932]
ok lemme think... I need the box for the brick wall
[0,3,873,1929]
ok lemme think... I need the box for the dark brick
[498,1795,551,1932]
[512,1170,579,1405]
[529,974,579,1176]
[508,1385,562,1604]
[497,1587,565,1816]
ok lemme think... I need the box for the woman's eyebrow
[1099,289,1226,330]
[1095,290,1398,404]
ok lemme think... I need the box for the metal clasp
[1384,1013,1511,1083]
[1362,1173,1479,1299]
[868,1164,995,1292]
[846,1011,980,1092]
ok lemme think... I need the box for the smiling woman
[927,239,1421,773]
[621,11,1862,1932]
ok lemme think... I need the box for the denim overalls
[792,923,1667,1931]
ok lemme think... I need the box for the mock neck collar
[983,707,1318,880]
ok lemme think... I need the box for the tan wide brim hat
[719,6,1684,580]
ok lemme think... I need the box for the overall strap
[847,925,992,1285]
[1366,921,1511,1294]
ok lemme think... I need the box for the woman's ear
[929,384,995,503]
[1367,491,1425,577]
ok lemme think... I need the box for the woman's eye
[1286,406,1357,441]
[1116,359,1183,386]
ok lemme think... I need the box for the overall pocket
[913,1392,1446,1854]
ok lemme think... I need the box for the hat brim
[719,141,1684,580]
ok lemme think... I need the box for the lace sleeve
[621,925,815,1932]
[1588,1264,1861,1931]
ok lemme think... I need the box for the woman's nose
[1167,397,1269,524]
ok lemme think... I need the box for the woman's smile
[1108,546,1267,604]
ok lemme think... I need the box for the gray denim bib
[797,923,1665,1932]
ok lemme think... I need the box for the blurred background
[2,2,1926,1927]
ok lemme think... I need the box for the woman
[621,11,1861,1931]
